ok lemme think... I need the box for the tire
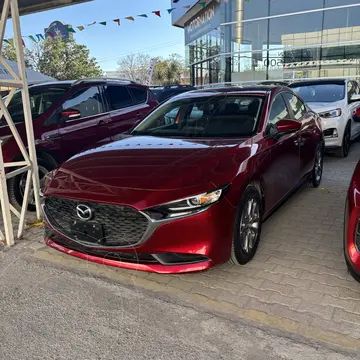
[309,143,324,188]
[8,158,54,212]
[346,259,360,283]
[229,185,262,265]
[336,124,351,158]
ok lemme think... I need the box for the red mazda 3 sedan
[42,86,324,274]
[344,159,360,282]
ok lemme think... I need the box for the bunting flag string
[3,0,234,48]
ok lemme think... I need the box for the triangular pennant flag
[21,38,26,47]
[167,8,175,14]
[199,2,207,8]
[125,16,135,21]
[68,27,76,33]
[4,39,11,46]
[138,14,148,18]
[36,34,44,41]
[152,11,161,17]
[8,38,14,47]
[29,35,37,42]
[88,21,96,26]
[113,19,120,25]
[99,21,107,26]
[77,26,85,31]
[46,32,55,39]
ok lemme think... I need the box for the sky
[6,0,185,71]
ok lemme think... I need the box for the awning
[0,0,93,16]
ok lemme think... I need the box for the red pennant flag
[47,32,55,39]
[152,10,161,17]
[21,38,26,47]
[113,19,120,25]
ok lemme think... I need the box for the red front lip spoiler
[45,238,214,274]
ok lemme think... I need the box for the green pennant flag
[99,21,107,26]
[138,14,148,18]
[199,2,207,8]
[68,27,76,33]
[29,35,37,42]
[167,8,175,14]
[4,39,11,46]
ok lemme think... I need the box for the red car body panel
[344,160,360,274]
[43,86,323,273]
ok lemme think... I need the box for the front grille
[44,197,149,247]
[46,231,158,263]
[356,222,360,252]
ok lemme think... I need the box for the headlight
[147,186,228,219]
[318,108,342,118]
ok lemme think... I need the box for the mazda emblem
[76,204,92,221]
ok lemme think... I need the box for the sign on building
[44,21,73,40]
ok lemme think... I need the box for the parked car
[150,85,195,103]
[2,78,158,210]
[344,142,360,283]
[289,79,360,157]
[42,85,324,274]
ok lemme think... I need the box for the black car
[150,85,196,103]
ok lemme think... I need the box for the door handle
[45,134,59,140]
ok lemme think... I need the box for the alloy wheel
[314,149,323,182]
[19,165,48,206]
[239,198,260,253]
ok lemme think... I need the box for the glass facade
[175,0,360,85]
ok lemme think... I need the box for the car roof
[29,78,145,89]
[289,78,347,87]
[170,85,281,100]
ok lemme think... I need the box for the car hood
[46,135,252,207]
[308,100,344,114]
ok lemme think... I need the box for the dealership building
[171,0,360,85]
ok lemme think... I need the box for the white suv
[289,79,360,157]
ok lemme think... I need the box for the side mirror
[60,109,81,122]
[276,119,302,134]
[349,94,360,103]
[353,108,360,123]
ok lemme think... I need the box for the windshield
[2,86,70,125]
[132,95,263,138]
[290,83,345,103]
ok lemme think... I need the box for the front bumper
[321,116,343,148]
[43,197,236,274]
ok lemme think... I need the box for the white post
[10,0,41,220]
[0,141,14,246]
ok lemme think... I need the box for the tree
[117,53,152,83]
[32,37,102,80]
[117,53,189,86]
[1,43,33,69]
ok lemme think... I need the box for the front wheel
[8,158,53,212]
[310,144,324,188]
[229,185,262,265]
[337,125,351,158]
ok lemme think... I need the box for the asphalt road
[0,249,357,360]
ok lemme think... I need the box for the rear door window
[106,85,134,110]
[129,87,147,105]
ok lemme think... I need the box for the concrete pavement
[0,250,358,360]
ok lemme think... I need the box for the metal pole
[10,0,41,220]
[0,141,14,246]
[266,0,271,80]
